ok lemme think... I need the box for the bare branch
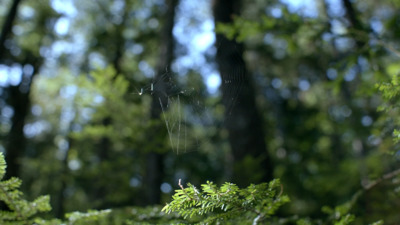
[363,168,400,190]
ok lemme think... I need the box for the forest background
[1,0,400,224]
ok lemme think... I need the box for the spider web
[133,73,202,154]
[133,47,246,154]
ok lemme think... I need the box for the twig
[363,168,400,190]
[253,214,261,225]
[278,183,284,197]
[178,179,184,190]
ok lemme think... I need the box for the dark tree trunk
[342,0,362,30]
[342,0,365,48]
[55,135,73,219]
[0,0,25,181]
[143,0,178,205]
[5,85,30,179]
[1,0,41,180]
[0,0,22,62]
[5,55,40,179]
[213,0,273,186]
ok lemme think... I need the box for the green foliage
[376,74,400,143]
[3,0,400,224]
[0,152,111,225]
[320,190,363,225]
[162,179,290,224]
[32,209,111,225]
[162,179,393,225]
[0,152,51,224]
[0,150,393,224]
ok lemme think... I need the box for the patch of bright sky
[52,0,76,37]
[173,0,219,94]
[326,0,345,17]
[51,0,77,16]
[41,0,87,77]
[281,0,346,18]
[281,0,319,17]
[19,6,35,19]
[0,64,22,87]
[51,0,80,44]
[24,120,51,138]
[55,17,70,36]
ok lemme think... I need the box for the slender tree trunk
[342,0,365,48]
[342,0,362,30]
[55,134,73,219]
[1,0,39,180]
[5,85,30,179]
[143,0,178,205]
[0,0,22,62]
[213,0,273,186]
[5,55,40,179]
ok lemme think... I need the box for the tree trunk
[213,0,273,186]
[143,0,178,205]
[55,134,73,219]
[342,0,365,48]
[5,85,29,179]
[5,56,40,179]
[1,0,40,180]
[0,0,22,62]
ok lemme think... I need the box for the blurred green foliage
[162,179,290,224]
[0,151,111,225]
[1,0,400,224]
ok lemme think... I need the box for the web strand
[159,97,175,151]
[175,95,181,154]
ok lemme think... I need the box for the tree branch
[363,168,400,190]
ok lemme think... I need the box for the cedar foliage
[0,152,110,225]
[162,179,290,224]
